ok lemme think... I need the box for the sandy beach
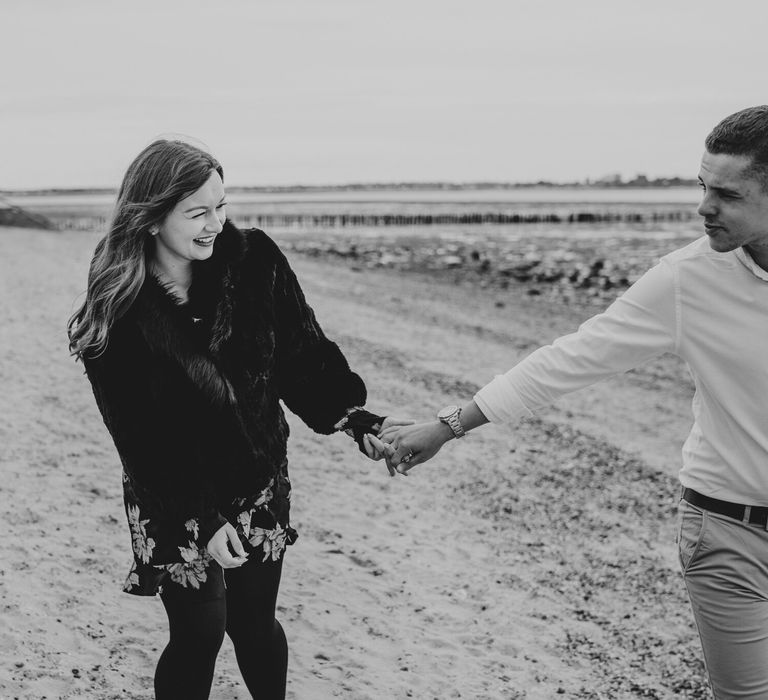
[0,226,709,699]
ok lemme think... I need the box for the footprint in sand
[346,553,383,574]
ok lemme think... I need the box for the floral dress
[123,462,297,595]
[119,405,381,595]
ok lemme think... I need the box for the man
[377,106,768,698]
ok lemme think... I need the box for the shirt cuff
[474,374,534,424]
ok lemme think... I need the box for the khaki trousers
[679,498,768,699]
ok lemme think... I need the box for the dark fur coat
[84,222,368,594]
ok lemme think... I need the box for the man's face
[697,151,768,262]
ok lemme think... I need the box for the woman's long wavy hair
[67,139,223,360]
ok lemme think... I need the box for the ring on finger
[401,451,414,464]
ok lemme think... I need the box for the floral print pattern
[127,504,155,564]
[254,479,274,508]
[120,465,297,595]
[237,509,252,533]
[166,542,211,589]
[248,523,289,562]
[185,518,200,540]
[124,569,140,592]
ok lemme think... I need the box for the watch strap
[439,407,465,438]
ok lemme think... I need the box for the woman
[68,139,401,699]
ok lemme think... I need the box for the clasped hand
[362,418,453,475]
[207,522,248,568]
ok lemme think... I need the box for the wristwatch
[437,405,466,439]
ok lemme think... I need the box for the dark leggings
[154,554,286,700]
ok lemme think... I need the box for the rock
[281,230,670,308]
[0,199,55,230]
[439,255,463,268]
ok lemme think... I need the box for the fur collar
[188,219,247,354]
[132,220,248,407]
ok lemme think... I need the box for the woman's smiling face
[154,169,227,267]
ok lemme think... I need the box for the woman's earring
[150,226,159,236]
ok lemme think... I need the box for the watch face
[438,405,459,420]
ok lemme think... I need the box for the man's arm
[381,258,678,472]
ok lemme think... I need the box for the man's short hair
[706,106,768,190]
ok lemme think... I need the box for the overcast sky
[2,0,766,189]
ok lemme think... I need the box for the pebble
[281,232,696,306]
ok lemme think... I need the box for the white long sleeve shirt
[474,236,768,505]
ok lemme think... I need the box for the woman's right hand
[206,522,249,568]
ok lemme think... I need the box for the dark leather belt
[683,488,768,528]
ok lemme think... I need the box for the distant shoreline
[0,178,697,197]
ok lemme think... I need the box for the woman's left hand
[362,416,414,475]
[206,522,249,568]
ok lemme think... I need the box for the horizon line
[1,176,698,196]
